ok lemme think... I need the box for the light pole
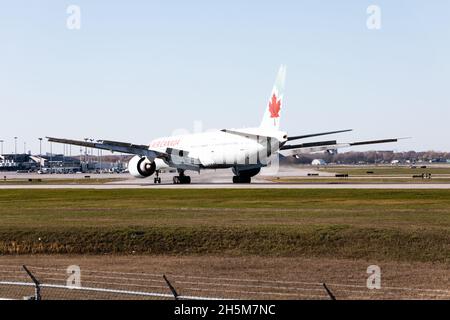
[84,138,89,165]
[99,149,102,173]
[90,139,94,172]
[89,139,94,156]
[24,142,26,154]
[0,140,3,156]
[63,144,65,172]
[50,141,53,173]
[38,138,43,170]
[14,137,17,162]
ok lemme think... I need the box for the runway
[1,166,450,189]
[1,182,450,189]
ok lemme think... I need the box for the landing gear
[232,167,260,184]
[232,176,251,184]
[153,171,161,184]
[173,169,191,184]
[173,176,191,184]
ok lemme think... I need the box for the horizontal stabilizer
[280,137,399,157]
[349,138,398,146]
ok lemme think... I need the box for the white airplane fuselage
[147,128,287,171]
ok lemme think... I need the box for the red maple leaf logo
[269,94,281,118]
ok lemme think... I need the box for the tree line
[283,151,450,165]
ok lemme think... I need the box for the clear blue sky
[1,0,449,154]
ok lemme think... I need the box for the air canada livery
[48,66,398,184]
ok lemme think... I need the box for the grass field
[319,166,450,176]
[270,177,450,184]
[0,189,449,263]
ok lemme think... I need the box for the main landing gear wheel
[232,176,251,184]
[173,176,191,184]
[173,169,191,184]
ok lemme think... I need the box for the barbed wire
[0,264,448,300]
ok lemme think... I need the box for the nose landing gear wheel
[154,171,162,184]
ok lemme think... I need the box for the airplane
[47,65,399,184]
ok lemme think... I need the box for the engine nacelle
[128,156,156,178]
[128,156,170,178]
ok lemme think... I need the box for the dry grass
[0,255,448,300]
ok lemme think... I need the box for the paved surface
[1,166,450,189]
[0,172,128,180]
[1,183,450,189]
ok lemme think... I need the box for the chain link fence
[1,264,449,300]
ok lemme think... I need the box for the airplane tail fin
[260,65,286,131]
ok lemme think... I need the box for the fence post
[322,283,336,300]
[23,265,41,301]
[163,275,179,300]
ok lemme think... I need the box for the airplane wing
[46,137,167,159]
[287,129,353,141]
[279,138,399,156]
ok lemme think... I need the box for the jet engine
[128,156,156,178]
[128,156,171,178]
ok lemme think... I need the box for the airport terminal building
[0,153,81,172]
[0,153,128,173]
